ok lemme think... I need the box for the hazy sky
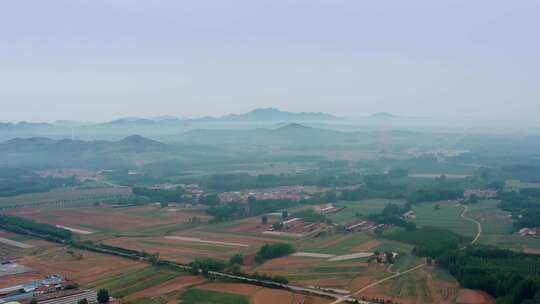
[1,1,539,122]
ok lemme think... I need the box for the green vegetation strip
[180,288,249,304]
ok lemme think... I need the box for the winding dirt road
[329,263,427,304]
[461,205,482,244]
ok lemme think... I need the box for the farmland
[0,186,131,209]
[412,202,477,238]
[328,199,404,224]
[0,142,538,304]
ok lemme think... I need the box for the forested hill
[0,135,220,169]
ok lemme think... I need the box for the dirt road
[461,205,482,244]
[329,263,427,304]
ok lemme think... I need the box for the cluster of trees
[198,194,221,206]
[499,188,540,229]
[405,187,463,204]
[132,186,184,202]
[292,209,326,223]
[189,171,364,192]
[189,257,228,275]
[205,196,326,223]
[96,195,150,206]
[0,168,79,197]
[248,197,297,216]
[385,227,468,258]
[0,214,73,241]
[368,203,416,231]
[206,202,246,222]
[438,246,540,304]
[255,243,295,263]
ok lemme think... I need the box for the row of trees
[0,214,73,241]
[132,186,185,203]
[189,171,365,192]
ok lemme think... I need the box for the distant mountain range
[0,108,433,143]
[1,108,340,127]
[368,112,430,120]
[0,135,220,169]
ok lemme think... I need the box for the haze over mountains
[0,108,436,141]
[1,107,538,144]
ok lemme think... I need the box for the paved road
[460,205,482,244]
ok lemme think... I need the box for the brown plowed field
[18,242,144,284]
[6,206,206,232]
[457,289,496,304]
[253,288,331,304]
[198,282,263,295]
[125,275,206,301]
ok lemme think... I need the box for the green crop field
[329,199,404,224]
[301,233,373,255]
[468,200,512,236]
[137,239,237,253]
[0,187,131,208]
[87,266,184,298]
[391,254,424,272]
[373,239,414,254]
[180,288,249,304]
[412,202,476,237]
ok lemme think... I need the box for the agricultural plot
[412,202,477,238]
[17,241,144,285]
[467,200,513,242]
[101,236,242,263]
[299,233,374,255]
[463,200,540,253]
[329,199,404,224]
[88,265,187,299]
[0,187,131,209]
[5,205,208,235]
[180,288,250,304]
[353,265,481,304]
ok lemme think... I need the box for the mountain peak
[120,134,162,145]
[222,108,337,121]
[370,112,397,119]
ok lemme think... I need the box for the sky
[0,0,539,122]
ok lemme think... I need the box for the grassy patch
[392,254,423,272]
[429,267,457,283]
[329,199,404,224]
[302,233,373,255]
[412,202,476,237]
[305,266,367,273]
[373,239,414,254]
[87,266,185,298]
[137,239,235,253]
[180,288,249,304]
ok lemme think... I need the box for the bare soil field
[353,240,381,252]
[0,272,43,288]
[198,282,262,295]
[18,241,144,284]
[224,217,271,234]
[164,236,249,247]
[457,289,496,304]
[252,288,331,304]
[174,229,283,247]
[0,187,131,208]
[6,205,207,233]
[102,237,238,263]
[124,275,206,301]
